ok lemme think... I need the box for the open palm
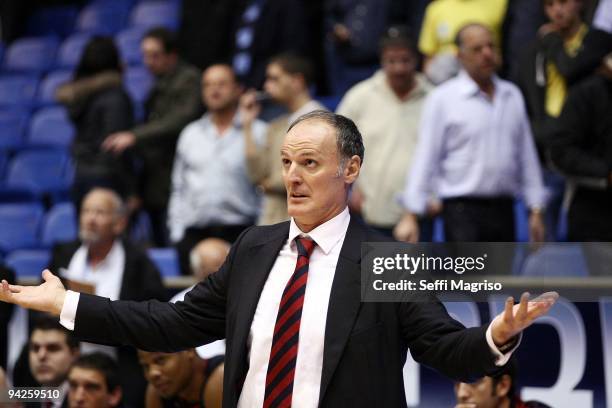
[0,270,66,315]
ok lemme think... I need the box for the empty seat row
[0,149,74,202]
[1,2,178,75]
[0,107,75,150]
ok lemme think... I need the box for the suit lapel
[319,217,366,402]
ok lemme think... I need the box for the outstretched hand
[0,270,67,315]
[490,291,558,347]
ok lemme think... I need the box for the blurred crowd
[0,0,612,406]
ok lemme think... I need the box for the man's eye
[305,159,316,167]
[282,159,291,166]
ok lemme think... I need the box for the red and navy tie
[263,236,317,408]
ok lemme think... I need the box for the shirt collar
[201,111,242,131]
[288,206,350,255]
[85,239,122,269]
[456,69,504,98]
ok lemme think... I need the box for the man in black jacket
[0,112,558,408]
[549,54,612,241]
[49,187,167,408]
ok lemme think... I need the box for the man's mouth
[290,192,308,198]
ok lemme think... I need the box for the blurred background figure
[50,188,166,408]
[56,36,136,212]
[138,349,224,408]
[549,52,612,242]
[241,53,326,225]
[396,24,546,243]
[418,0,508,84]
[454,358,551,408]
[68,353,123,408]
[337,26,433,239]
[171,238,230,359]
[14,314,80,407]
[168,64,265,275]
[102,28,202,247]
[0,265,15,372]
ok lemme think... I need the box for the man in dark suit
[1,111,557,408]
[50,187,167,408]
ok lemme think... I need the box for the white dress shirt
[401,70,547,215]
[60,208,516,406]
[238,207,351,408]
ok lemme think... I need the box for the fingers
[503,296,514,322]
[516,292,530,320]
[42,269,56,282]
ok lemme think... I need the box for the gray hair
[288,110,365,170]
[85,187,127,218]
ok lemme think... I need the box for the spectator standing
[396,24,547,243]
[168,64,266,275]
[102,28,202,246]
[418,0,508,83]
[56,37,136,210]
[241,54,326,225]
[337,27,433,238]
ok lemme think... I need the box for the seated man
[49,187,167,407]
[68,353,123,408]
[454,358,551,408]
[138,349,223,408]
[29,314,80,406]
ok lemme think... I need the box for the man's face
[264,63,296,105]
[281,120,359,230]
[79,191,124,246]
[454,377,508,408]
[29,330,77,387]
[202,65,241,112]
[544,0,582,30]
[138,351,194,399]
[68,367,120,408]
[141,37,175,76]
[381,46,417,90]
[458,26,499,83]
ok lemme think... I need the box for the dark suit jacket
[49,239,167,408]
[71,218,501,408]
[49,239,167,302]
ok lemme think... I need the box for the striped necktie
[263,236,316,407]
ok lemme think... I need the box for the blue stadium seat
[518,244,589,277]
[26,6,79,38]
[4,149,73,196]
[5,249,51,278]
[317,95,342,112]
[56,33,92,69]
[116,27,146,66]
[125,66,153,103]
[77,2,131,35]
[2,36,59,74]
[0,203,45,253]
[130,1,180,30]
[0,75,39,108]
[41,202,77,247]
[27,107,75,148]
[36,70,72,106]
[0,109,30,150]
[148,248,180,277]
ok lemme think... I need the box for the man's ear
[108,387,122,408]
[494,374,512,398]
[343,155,361,184]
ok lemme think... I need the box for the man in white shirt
[395,23,547,243]
[168,64,267,275]
[1,111,557,408]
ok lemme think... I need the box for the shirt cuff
[486,323,522,366]
[59,290,81,331]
